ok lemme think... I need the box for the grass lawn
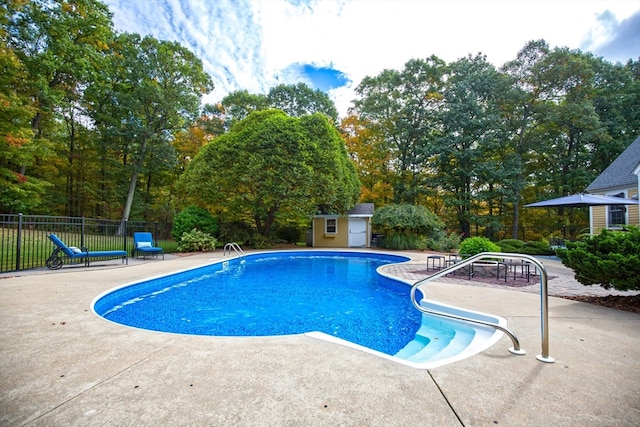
[1,229,177,273]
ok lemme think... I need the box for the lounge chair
[46,233,128,270]
[133,232,164,260]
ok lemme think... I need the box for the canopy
[524,193,639,208]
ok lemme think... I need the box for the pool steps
[410,252,554,363]
[390,299,507,367]
[394,320,474,363]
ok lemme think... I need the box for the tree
[340,115,393,206]
[351,57,446,204]
[516,47,612,232]
[589,58,640,172]
[86,33,214,227]
[3,0,113,213]
[267,83,338,122]
[179,110,360,237]
[213,83,338,131]
[432,54,512,237]
[0,8,40,211]
[215,90,269,129]
[534,48,609,196]
[501,40,551,238]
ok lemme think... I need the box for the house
[585,136,640,233]
[311,203,374,248]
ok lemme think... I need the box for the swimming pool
[92,251,506,369]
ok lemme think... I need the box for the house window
[608,192,627,227]
[325,218,337,234]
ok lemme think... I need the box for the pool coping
[1,249,639,426]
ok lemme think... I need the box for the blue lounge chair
[133,232,164,260]
[46,233,128,270]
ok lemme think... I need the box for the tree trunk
[122,169,138,222]
[512,200,520,239]
[119,136,147,234]
[512,105,530,239]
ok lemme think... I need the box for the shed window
[325,218,337,234]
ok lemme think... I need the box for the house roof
[585,136,640,192]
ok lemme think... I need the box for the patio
[1,251,639,426]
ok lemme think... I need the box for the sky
[102,0,640,117]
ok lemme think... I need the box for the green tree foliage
[179,110,360,238]
[504,44,639,235]
[372,204,445,250]
[1,6,638,242]
[352,57,446,204]
[171,206,218,241]
[0,28,42,212]
[2,0,113,214]
[352,43,639,238]
[86,32,214,223]
[212,83,338,131]
[267,83,339,123]
[432,54,513,238]
[500,40,553,238]
[458,237,501,256]
[556,227,640,291]
[529,48,609,198]
[215,90,269,128]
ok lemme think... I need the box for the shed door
[348,218,367,247]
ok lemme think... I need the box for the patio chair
[46,233,128,269]
[133,232,164,260]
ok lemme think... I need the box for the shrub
[217,221,253,245]
[373,204,445,250]
[249,234,272,249]
[522,241,553,255]
[498,239,553,255]
[177,228,217,252]
[380,233,425,251]
[172,206,218,241]
[459,236,501,256]
[274,226,302,243]
[556,226,640,291]
[427,231,462,252]
[497,239,524,253]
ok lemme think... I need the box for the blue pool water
[93,250,503,367]
[94,251,429,356]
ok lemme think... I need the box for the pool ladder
[223,242,245,257]
[410,252,555,364]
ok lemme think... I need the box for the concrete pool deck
[1,250,639,426]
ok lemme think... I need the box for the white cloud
[104,0,640,117]
[582,9,640,63]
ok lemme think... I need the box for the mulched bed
[414,268,546,288]
[561,295,640,313]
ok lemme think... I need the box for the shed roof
[313,203,374,218]
[585,136,640,192]
[347,203,374,215]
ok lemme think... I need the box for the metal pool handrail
[410,252,555,363]
[223,242,245,257]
